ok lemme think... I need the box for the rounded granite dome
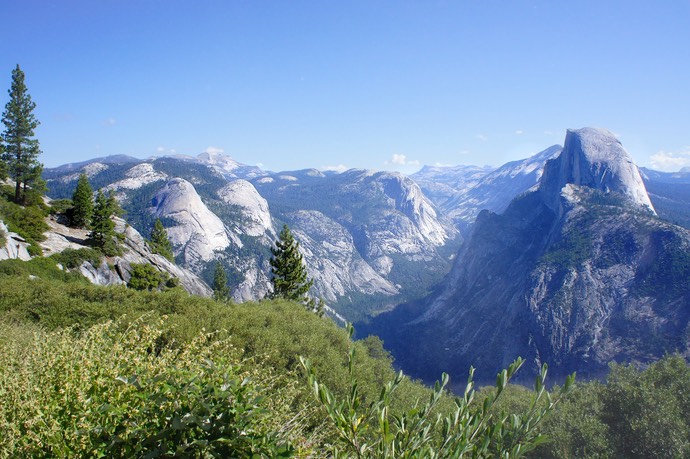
[539,127,655,214]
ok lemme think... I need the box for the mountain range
[364,128,690,385]
[40,127,690,383]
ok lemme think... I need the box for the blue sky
[2,1,690,173]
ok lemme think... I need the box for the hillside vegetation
[0,254,578,458]
[1,255,689,458]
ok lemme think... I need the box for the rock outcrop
[289,210,398,303]
[540,128,655,215]
[151,178,236,267]
[0,221,31,261]
[216,180,274,239]
[1,211,212,296]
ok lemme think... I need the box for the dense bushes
[51,247,102,269]
[0,271,568,457]
[532,355,690,458]
[303,325,574,458]
[0,317,295,457]
[0,197,49,255]
[127,263,177,291]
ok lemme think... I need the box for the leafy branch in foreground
[301,324,574,458]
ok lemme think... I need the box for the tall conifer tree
[269,224,313,304]
[1,65,42,203]
[89,189,118,255]
[149,218,174,261]
[71,173,93,228]
[212,261,231,301]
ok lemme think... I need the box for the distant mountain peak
[540,127,656,215]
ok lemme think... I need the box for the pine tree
[1,65,42,204]
[89,189,118,255]
[270,224,313,305]
[71,173,93,228]
[0,142,6,180]
[149,218,174,261]
[212,261,231,301]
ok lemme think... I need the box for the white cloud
[392,154,407,165]
[386,154,420,167]
[650,149,690,172]
[205,146,225,155]
[515,130,524,135]
[322,164,348,173]
[103,117,116,126]
[475,134,488,141]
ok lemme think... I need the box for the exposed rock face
[36,153,463,318]
[367,128,690,385]
[217,180,273,239]
[0,221,31,261]
[289,210,398,303]
[540,128,655,215]
[252,168,460,315]
[151,178,235,267]
[3,211,212,296]
[105,163,168,193]
[111,218,212,296]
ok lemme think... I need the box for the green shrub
[126,263,171,291]
[48,198,73,216]
[0,257,89,284]
[0,317,295,457]
[601,356,690,458]
[531,382,613,459]
[0,199,49,256]
[301,324,575,458]
[51,247,102,269]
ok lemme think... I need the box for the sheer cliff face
[371,128,690,386]
[540,128,656,215]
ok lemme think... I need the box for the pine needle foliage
[149,218,174,261]
[71,173,93,228]
[1,65,43,204]
[89,189,120,256]
[212,261,231,301]
[270,224,313,305]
